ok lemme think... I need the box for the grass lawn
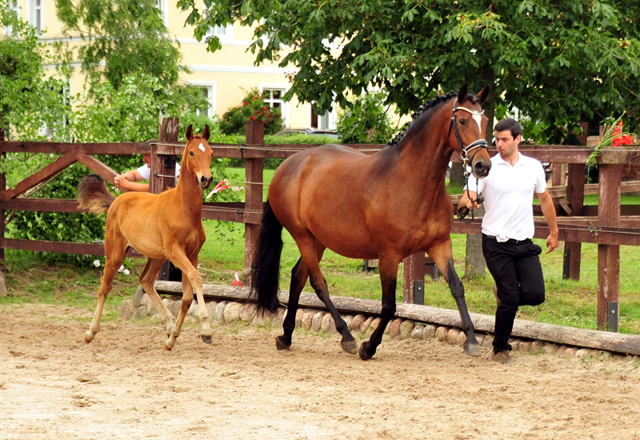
[2,168,640,336]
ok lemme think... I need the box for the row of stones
[122,292,633,361]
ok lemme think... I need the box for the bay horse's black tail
[78,175,115,214]
[251,200,283,314]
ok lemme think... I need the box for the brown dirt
[1,303,640,440]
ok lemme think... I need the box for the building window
[206,24,233,41]
[6,0,20,35]
[29,0,43,32]
[189,83,216,118]
[261,86,288,126]
[154,0,168,26]
[311,108,335,130]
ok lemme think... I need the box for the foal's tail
[250,200,283,314]
[78,175,116,214]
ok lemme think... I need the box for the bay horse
[251,84,492,360]
[78,125,213,351]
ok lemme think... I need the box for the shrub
[220,89,284,135]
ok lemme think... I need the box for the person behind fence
[457,118,559,365]
[113,154,180,192]
[114,153,182,281]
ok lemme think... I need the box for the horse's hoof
[341,340,358,354]
[164,339,174,351]
[275,336,291,351]
[84,331,95,343]
[358,344,373,361]
[201,334,212,344]
[464,342,482,357]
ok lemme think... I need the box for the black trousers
[482,235,545,353]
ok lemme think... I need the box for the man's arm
[537,189,559,253]
[114,170,149,192]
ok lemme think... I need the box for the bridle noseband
[447,98,489,220]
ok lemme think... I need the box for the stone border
[119,289,639,362]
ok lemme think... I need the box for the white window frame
[154,0,168,27]
[28,0,43,32]
[6,0,21,35]
[260,84,289,127]
[189,81,216,118]
[310,107,337,130]
[205,23,234,42]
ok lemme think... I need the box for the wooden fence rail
[2,120,640,333]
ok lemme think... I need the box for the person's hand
[546,232,559,253]
[114,174,129,190]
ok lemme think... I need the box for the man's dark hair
[494,118,523,139]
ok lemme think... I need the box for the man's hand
[546,232,558,254]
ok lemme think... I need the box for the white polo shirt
[137,162,181,182]
[476,153,547,242]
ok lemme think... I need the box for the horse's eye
[460,119,467,126]
[189,151,194,157]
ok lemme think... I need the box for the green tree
[178,0,640,143]
[0,0,72,140]
[336,91,396,144]
[56,0,181,92]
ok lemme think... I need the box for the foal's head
[184,124,214,188]
[448,84,492,179]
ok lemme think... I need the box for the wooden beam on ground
[154,281,640,356]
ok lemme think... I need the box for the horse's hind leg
[276,257,308,350]
[296,237,357,354]
[85,243,126,343]
[139,258,174,335]
[429,240,481,357]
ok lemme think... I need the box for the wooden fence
[2,119,640,333]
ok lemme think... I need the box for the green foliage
[178,0,640,143]
[55,0,184,94]
[219,88,284,135]
[336,91,397,144]
[0,0,73,140]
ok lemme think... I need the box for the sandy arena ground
[1,303,640,440]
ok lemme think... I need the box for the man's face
[143,154,152,167]
[494,130,521,159]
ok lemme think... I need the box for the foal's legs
[429,240,481,357]
[359,254,401,360]
[165,250,211,350]
[292,236,357,354]
[84,241,127,343]
[139,258,174,334]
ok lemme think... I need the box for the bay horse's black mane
[387,90,482,147]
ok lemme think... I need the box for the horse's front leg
[359,256,399,360]
[168,251,211,346]
[429,240,481,357]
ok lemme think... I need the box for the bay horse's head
[184,124,214,188]
[448,84,492,179]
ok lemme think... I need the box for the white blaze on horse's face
[472,114,482,132]
[199,143,206,152]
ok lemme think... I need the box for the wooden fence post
[0,129,5,272]
[151,118,179,194]
[244,120,265,283]
[403,253,426,304]
[597,161,621,331]
[563,163,586,280]
[154,118,180,281]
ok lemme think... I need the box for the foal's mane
[387,90,482,148]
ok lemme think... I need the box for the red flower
[243,102,248,106]
[250,115,254,120]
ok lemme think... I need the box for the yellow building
[5,0,337,131]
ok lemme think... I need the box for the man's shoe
[491,350,514,364]
[493,285,500,306]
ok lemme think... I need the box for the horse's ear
[476,85,491,105]
[186,124,194,141]
[457,83,469,104]
[203,124,210,141]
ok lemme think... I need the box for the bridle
[447,98,488,220]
